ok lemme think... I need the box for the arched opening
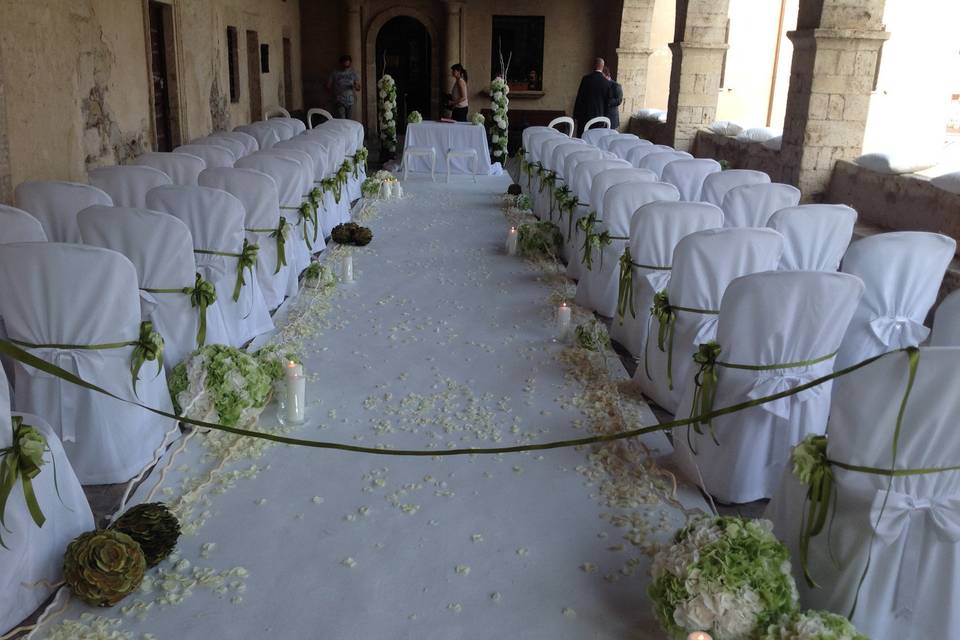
[375,16,432,135]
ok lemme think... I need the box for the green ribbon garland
[143,273,217,346]
[0,417,47,549]
[322,176,342,205]
[196,240,259,303]
[577,212,598,270]
[248,217,289,274]
[539,169,555,195]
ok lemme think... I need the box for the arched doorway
[375,16,432,135]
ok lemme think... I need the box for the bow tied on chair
[234,240,259,303]
[745,360,834,421]
[690,341,722,431]
[131,321,164,393]
[792,434,835,588]
[869,314,929,348]
[577,212,599,270]
[188,273,217,347]
[298,201,318,250]
[617,246,635,321]
[269,217,290,274]
[0,417,49,549]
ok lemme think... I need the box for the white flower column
[377,74,398,159]
[489,77,509,161]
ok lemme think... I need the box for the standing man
[327,55,361,119]
[573,57,612,136]
[603,65,624,130]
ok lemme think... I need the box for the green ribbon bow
[354,147,368,174]
[322,175,343,204]
[646,290,676,388]
[194,240,259,303]
[0,417,48,549]
[299,201,318,250]
[617,247,636,321]
[247,216,289,275]
[690,341,722,432]
[592,231,628,272]
[792,434,835,589]
[539,170,555,194]
[131,321,164,392]
[351,154,361,179]
[577,212,599,270]
[141,273,216,346]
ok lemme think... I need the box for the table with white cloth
[401,122,496,175]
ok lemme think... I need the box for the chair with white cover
[0,367,93,629]
[931,290,960,346]
[766,346,960,639]
[721,182,802,228]
[132,152,206,186]
[608,137,650,160]
[547,116,575,137]
[673,271,864,503]
[0,243,176,483]
[626,143,673,168]
[533,139,584,219]
[145,185,275,347]
[205,131,258,157]
[638,150,694,179]
[582,116,612,137]
[562,148,613,186]
[599,133,638,152]
[316,121,364,201]
[562,155,628,272]
[767,204,857,271]
[173,143,236,169]
[78,206,231,368]
[262,146,327,256]
[835,232,956,369]
[275,137,344,234]
[634,227,783,413]
[304,129,351,222]
[522,126,558,153]
[190,134,248,159]
[307,108,334,128]
[0,205,47,244]
[661,158,722,201]
[575,182,681,317]
[402,147,437,182]
[14,181,112,243]
[568,167,660,254]
[581,126,617,148]
[235,122,281,151]
[269,116,306,136]
[610,202,724,358]
[88,165,172,207]
[700,169,770,207]
[199,168,290,310]
[264,106,291,119]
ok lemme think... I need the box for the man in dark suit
[603,66,624,129]
[573,58,612,136]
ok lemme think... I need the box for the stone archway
[364,7,441,135]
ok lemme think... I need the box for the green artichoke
[507,183,522,196]
[111,502,181,567]
[353,227,373,246]
[63,530,146,607]
[331,222,373,246]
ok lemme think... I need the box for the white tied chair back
[563,148,611,185]
[700,169,770,208]
[14,181,112,243]
[547,117,575,137]
[767,204,857,271]
[235,122,282,150]
[173,143,236,169]
[931,290,960,346]
[626,144,673,168]
[190,134,248,159]
[660,158,722,201]
[721,182,802,228]
[268,116,306,137]
[534,140,587,221]
[599,133,638,152]
[635,227,783,413]
[78,205,230,368]
[766,346,960,639]
[264,146,327,256]
[582,126,617,147]
[145,185,275,347]
[0,364,93,627]
[582,116,612,137]
[88,165,172,208]
[836,232,956,369]
[0,204,47,244]
[673,271,864,503]
[306,108,333,128]
[316,119,364,152]
[210,131,258,156]
[638,150,694,179]
[199,167,289,310]
[609,137,651,160]
[611,201,724,358]
[305,129,347,173]
[0,242,174,483]
[575,182,682,317]
[132,152,206,186]
[523,129,560,163]
[275,138,344,235]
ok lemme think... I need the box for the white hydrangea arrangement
[760,610,868,640]
[470,112,485,126]
[407,110,423,124]
[377,75,398,154]
[649,516,799,640]
[489,77,509,159]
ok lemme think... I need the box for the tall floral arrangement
[377,74,398,156]
[489,77,509,160]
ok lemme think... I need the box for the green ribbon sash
[195,239,259,303]
[616,247,671,323]
[592,231,628,272]
[247,217,289,274]
[576,212,598,269]
[644,291,719,391]
[0,417,48,549]
[143,273,217,346]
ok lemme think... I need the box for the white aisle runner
[37,177,707,640]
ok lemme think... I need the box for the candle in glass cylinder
[396,184,404,198]
[284,360,306,424]
[341,254,354,283]
[505,226,518,255]
[556,302,572,337]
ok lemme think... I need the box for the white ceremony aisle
[37,176,708,639]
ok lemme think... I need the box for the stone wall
[690,130,788,182]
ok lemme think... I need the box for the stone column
[445,2,465,70]
[664,0,730,151]
[780,0,889,199]
[615,0,657,130]
[0,42,11,204]
[345,0,363,122]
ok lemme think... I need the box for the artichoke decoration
[507,184,522,196]
[331,222,374,246]
[111,502,181,567]
[63,529,146,607]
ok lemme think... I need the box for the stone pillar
[615,0,657,130]
[345,0,363,122]
[780,0,889,199]
[664,0,731,151]
[0,42,10,204]
[445,2,464,70]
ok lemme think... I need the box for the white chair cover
[316,124,362,200]
[306,108,333,129]
[610,202,724,357]
[522,127,558,155]
[268,116,306,136]
[563,149,612,185]
[199,167,290,310]
[931,290,960,346]
[145,185,275,347]
[599,133,639,152]
[317,119,364,153]
[263,146,328,253]
[564,159,633,278]
[173,144,236,169]
[634,228,783,412]
[721,182,802,228]
[609,138,651,160]
[766,347,960,640]
[305,129,347,171]
[0,243,175,483]
[836,232,956,369]
[0,363,93,629]
[700,169,770,207]
[533,141,585,220]
[626,144,673,168]
[78,206,231,367]
[582,127,616,147]
[190,134,246,159]
[14,181,112,243]
[0,205,47,244]
[768,204,857,271]
[275,138,345,235]
[132,152,206,186]
[534,131,576,166]
[267,119,298,141]
[88,165,172,208]
[575,182,681,317]
[673,271,864,503]
[661,158,722,201]
[638,151,694,179]
[235,122,281,150]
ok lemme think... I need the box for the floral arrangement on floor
[574,319,611,352]
[361,177,384,199]
[760,610,868,640]
[470,112,485,126]
[489,77,509,160]
[517,221,563,260]
[649,516,798,640]
[111,502,181,568]
[375,169,397,183]
[377,75,398,156]
[64,530,146,607]
[331,222,373,246]
[304,261,337,289]
[407,110,423,124]
[168,344,274,427]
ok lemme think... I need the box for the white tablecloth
[401,122,496,175]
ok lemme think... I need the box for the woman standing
[448,64,469,122]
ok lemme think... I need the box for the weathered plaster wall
[691,130,788,182]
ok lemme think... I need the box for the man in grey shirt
[327,55,361,119]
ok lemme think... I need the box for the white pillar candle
[505,227,518,256]
[687,633,713,640]
[380,181,391,200]
[556,302,572,338]
[396,184,404,198]
[284,360,306,424]
[341,253,354,283]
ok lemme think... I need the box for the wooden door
[246,30,262,121]
[148,1,174,151]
